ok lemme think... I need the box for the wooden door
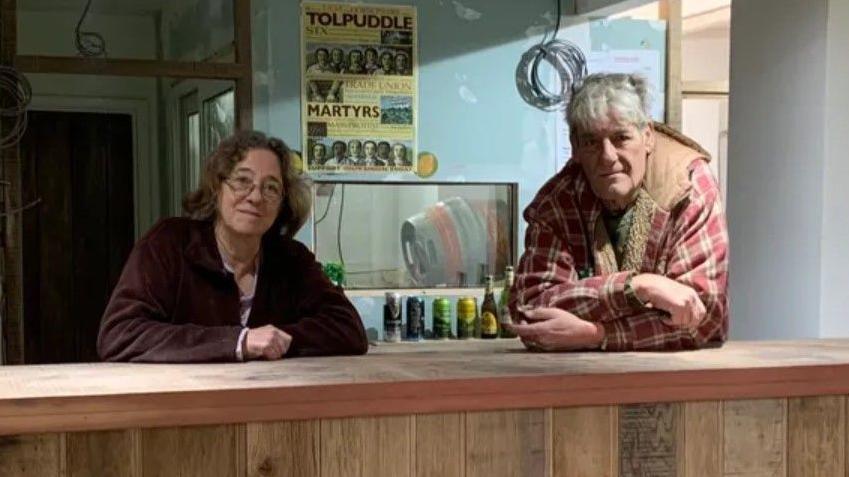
[21,111,135,363]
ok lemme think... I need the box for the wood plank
[27,111,74,363]
[619,403,678,477]
[66,429,139,477]
[465,409,548,477]
[552,405,616,477]
[320,415,411,477]
[5,341,849,435]
[787,395,844,477]
[415,413,462,477]
[681,401,721,477]
[14,55,248,80]
[246,420,318,477]
[660,0,682,129]
[722,399,786,477]
[234,0,253,129]
[1,0,24,365]
[142,424,239,477]
[0,433,61,477]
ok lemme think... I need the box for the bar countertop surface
[3,339,849,435]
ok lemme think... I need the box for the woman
[98,131,368,362]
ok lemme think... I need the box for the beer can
[405,296,425,341]
[432,298,452,339]
[456,296,477,339]
[383,292,402,342]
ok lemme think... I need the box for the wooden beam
[234,0,253,130]
[575,0,657,16]
[660,0,683,129]
[14,55,249,80]
[1,0,25,365]
[682,80,729,96]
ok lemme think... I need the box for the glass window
[187,113,201,189]
[313,182,517,290]
[201,88,235,159]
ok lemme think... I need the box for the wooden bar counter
[2,339,849,476]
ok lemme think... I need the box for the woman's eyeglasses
[225,175,283,202]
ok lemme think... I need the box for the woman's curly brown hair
[183,130,311,239]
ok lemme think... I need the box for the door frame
[27,95,159,239]
[166,78,235,216]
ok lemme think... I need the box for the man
[347,139,364,162]
[330,48,347,73]
[389,142,410,167]
[310,142,327,166]
[507,73,729,351]
[306,48,335,74]
[363,48,380,74]
[360,140,386,166]
[324,141,356,166]
[393,52,411,76]
[344,49,366,74]
[376,141,392,162]
[371,52,395,75]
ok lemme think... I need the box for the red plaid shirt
[510,159,729,351]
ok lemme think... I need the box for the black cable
[0,66,32,149]
[515,0,587,111]
[336,185,345,267]
[75,0,107,57]
[314,183,336,225]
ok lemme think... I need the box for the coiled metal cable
[0,65,32,149]
[516,0,587,111]
[75,0,107,57]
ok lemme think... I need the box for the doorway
[21,111,135,363]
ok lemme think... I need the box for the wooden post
[660,0,682,130]
[234,0,253,130]
[1,0,24,364]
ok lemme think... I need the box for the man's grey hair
[566,73,652,134]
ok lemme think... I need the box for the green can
[456,297,477,339]
[432,298,452,339]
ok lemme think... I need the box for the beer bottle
[499,266,517,338]
[480,275,499,339]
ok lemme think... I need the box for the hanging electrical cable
[75,0,107,57]
[0,65,32,149]
[515,0,587,111]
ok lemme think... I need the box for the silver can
[383,292,402,342]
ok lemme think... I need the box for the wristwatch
[623,274,647,308]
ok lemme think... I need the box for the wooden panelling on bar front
[465,409,548,477]
[320,415,411,477]
[66,429,139,477]
[619,403,679,477]
[682,401,722,477]
[141,424,239,477]
[723,399,786,477]
[4,398,849,476]
[246,421,318,477]
[787,396,845,477]
[415,413,463,477]
[0,433,62,477]
[553,405,616,477]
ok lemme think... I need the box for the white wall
[820,0,849,337]
[18,10,161,236]
[727,0,828,339]
[682,27,729,83]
